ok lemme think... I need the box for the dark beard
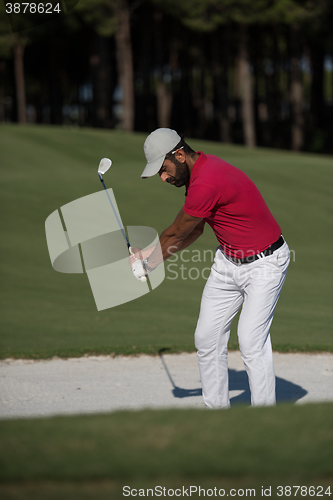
[166,158,190,187]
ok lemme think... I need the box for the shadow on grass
[159,349,307,405]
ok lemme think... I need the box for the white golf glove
[131,259,147,282]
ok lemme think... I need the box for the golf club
[98,158,147,282]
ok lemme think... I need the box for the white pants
[194,240,290,408]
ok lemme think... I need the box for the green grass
[0,403,332,499]
[0,124,332,358]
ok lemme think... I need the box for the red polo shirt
[183,152,281,258]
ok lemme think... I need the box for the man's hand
[129,247,147,282]
[131,259,147,282]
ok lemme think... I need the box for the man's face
[159,153,190,188]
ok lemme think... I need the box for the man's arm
[144,208,204,269]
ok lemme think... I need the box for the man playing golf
[131,128,290,408]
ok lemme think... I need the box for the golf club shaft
[98,174,131,250]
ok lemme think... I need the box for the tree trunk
[290,23,304,151]
[90,35,113,128]
[114,0,134,132]
[238,24,256,147]
[154,9,174,129]
[49,41,63,125]
[136,12,154,131]
[0,61,5,123]
[310,41,325,129]
[154,10,172,128]
[13,38,26,124]
[271,26,282,145]
[180,64,192,136]
[212,29,231,143]
[192,65,206,137]
[156,80,173,128]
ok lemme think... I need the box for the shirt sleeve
[184,182,221,218]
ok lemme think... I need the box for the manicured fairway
[0,125,332,358]
[0,403,332,499]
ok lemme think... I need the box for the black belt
[228,236,285,265]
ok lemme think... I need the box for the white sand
[0,352,332,419]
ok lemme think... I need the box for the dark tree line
[0,0,332,153]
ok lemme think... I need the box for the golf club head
[98,158,112,175]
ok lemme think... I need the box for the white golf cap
[141,128,181,178]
